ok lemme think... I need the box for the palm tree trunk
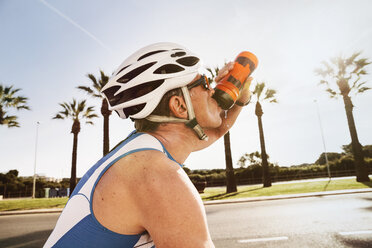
[342,94,370,182]
[70,132,78,194]
[224,131,237,193]
[102,99,111,156]
[255,102,271,187]
[103,114,109,155]
[70,120,80,194]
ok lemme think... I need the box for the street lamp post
[32,121,40,199]
[314,100,331,179]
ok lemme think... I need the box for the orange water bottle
[212,51,258,110]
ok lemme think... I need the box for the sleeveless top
[44,131,181,248]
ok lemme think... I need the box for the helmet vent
[116,64,131,76]
[154,64,185,74]
[115,79,165,105]
[176,56,200,67]
[101,86,121,106]
[123,103,146,117]
[117,62,156,84]
[171,52,186,57]
[138,50,167,61]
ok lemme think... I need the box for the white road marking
[339,230,372,236]
[238,236,289,243]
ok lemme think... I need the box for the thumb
[242,77,253,91]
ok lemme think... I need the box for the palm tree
[207,67,237,193]
[315,52,371,182]
[0,84,30,127]
[77,70,111,155]
[53,99,98,193]
[252,82,277,187]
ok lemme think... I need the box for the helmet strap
[145,86,208,141]
[180,87,208,140]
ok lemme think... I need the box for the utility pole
[32,121,40,198]
[314,100,331,179]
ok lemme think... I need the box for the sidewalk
[1,187,372,216]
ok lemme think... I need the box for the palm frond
[71,99,77,113]
[86,114,98,119]
[77,86,95,96]
[253,82,265,100]
[350,77,361,90]
[53,114,65,120]
[354,81,366,91]
[314,68,327,78]
[53,97,97,130]
[326,88,338,98]
[357,70,367,76]
[59,102,71,113]
[16,105,30,111]
[357,87,371,94]
[318,80,329,86]
[206,67,214,76]
[99,70,110,87]
[87,74,99,88]
[77,100,87,113]
[4,115,17,121]
[355,58,371,68]
[264,89,277,100]
[345,52,361,66]
[87,73,103,94]
[4,116,20,127]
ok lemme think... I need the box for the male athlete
[44,42,252,248]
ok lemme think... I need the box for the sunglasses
[187,75,211,91]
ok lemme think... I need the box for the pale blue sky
[1,0,371,178]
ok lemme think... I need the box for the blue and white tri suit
[44,131,181,248]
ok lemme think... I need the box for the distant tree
[252,82,277,187]
[363,145,372,158]
[77,70,112,155]
[315,152,343,165]
[183,166,191,175]
[0,170,19,197]
[207,66,237,193]
[315,52,371,182]
[341,143,354,156]
[0,84,30,127]
[343,143,372,159]
[52,99,98,193]
[238,151,265,168]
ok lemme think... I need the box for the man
[44,42,252,248]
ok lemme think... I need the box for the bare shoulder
[120,150,214,247]
[93,150,214,247]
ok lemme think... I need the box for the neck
[147,123,199,164]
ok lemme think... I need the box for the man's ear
[169,95,188,119]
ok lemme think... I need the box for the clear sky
[1,0,371,178]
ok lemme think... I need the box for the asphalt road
[206,192,372,247]
[0,213,56,248]
[0,192,371,248]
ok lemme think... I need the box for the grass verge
[0,178,371,211]
[201,177,372,201]
[0,197,68,211]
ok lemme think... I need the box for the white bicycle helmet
[101,42,208,140]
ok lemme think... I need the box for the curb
[1,188,372,215]
[203,188,372,205]
[0,208,63,216]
